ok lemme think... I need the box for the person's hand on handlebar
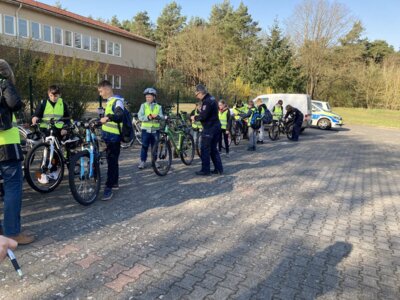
[100,116,109,124]
[32,116,39,125]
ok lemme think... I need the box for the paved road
[1,125,400,300]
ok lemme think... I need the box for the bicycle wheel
[268,123,279,141]
[180,133,195,165]
[286,124,294,140]
[152,136,172,176]
[68,150,101,206]
[25,142,64,193]
[233,127,241,145]
[196,133,202,158]
[134,123,142,145]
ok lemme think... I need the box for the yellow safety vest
[142,103,161,130]
[192,110,202,129]
[219,110,228,130]
[0,114,20,145]
[41,98,64,129]
[273,105,283,120]
[102,97,120,135]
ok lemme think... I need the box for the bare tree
[287,0,353,98]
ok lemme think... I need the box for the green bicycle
[152,116,195,176]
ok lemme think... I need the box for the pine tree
[130,11,155,40]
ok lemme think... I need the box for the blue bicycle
[68,119,104,206]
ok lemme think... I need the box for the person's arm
[33,100,46,119]
[62,102,71,124]
[107,100,124,123]
[2,81,22,112]
[195,101,211,122]
[239,109,252,119]
[284,111,290,119]
[226,111,232,131]
[137,104,148,122]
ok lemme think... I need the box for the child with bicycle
[137,88,163,170]
[218,100,231,157]
[31,85,72,184]
[98,80,125,200]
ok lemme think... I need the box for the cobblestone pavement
[1,125,400,300]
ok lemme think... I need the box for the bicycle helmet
[143,87,157,96]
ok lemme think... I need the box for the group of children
[190,98,284,152]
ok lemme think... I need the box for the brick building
[0,0,157,93]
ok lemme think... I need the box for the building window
[100,39,106,53]
[74,32,81,48]
[31,21,40,40]
[114,43,121,57]
[4,15,16,36]
[82,35,90,51]
[54,27,62,45]
[107,41,114,55]
[18,18,28,38]
[43,25,52,43]
[114,75,121,89]
[64,30,72,46]
[91,37,98,52]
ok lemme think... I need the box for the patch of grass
[333,107,400,128]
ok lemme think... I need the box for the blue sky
[41,0,400,49]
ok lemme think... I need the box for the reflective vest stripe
[102,97,120,135]
[219,110,228,130]
[142,103,161,130]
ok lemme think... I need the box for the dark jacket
[0,79,23,162]
[284,108,304,124]
[194,94,220,131]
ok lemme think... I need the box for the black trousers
[218,129,230,153]
[292,122,302,141]
[105,141,121,188]
[200,127,223,173]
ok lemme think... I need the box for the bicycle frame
[163,122,184,152]
[80,126,99,179]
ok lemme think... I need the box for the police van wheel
[317,118,331,130]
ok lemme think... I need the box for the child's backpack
[263,108,273,124]
[249,108,262,130]
[112,99,134,144]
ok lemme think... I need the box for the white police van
[252,94,312,130]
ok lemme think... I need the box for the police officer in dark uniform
[284,105,304,141]
[191,84,223,175]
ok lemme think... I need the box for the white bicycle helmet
[143,87,157,96]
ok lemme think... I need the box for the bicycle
[231,119,242,146]
[24,118,82,193]
[152,116,195,176]
[68,119,104,206]
[268,118,294,141]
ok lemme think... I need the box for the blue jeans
[0,161,23,236]
[140,130,159,162]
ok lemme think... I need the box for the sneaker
[138,161,145,169]
[8,232,35,245]
[258,140,264,144]
[47,169,61,181]
[112,184,119,190]
[102,188,113,201]
[37,174,49,184]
